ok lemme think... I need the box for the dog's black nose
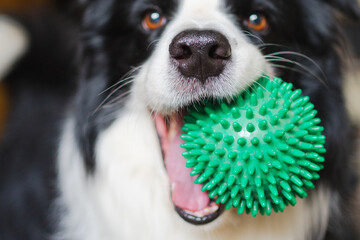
[169,30,231,82]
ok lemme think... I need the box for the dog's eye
[245,13,269,32]
[142,10,167,31]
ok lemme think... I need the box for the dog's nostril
[181,46,192,59]
[169,30,231,82]
[172,45,192,60]
[209,44,231,59]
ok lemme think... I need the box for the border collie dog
[1,0,360,239]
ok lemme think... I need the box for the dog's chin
[153,110,225,225]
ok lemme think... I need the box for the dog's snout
[169,30,231,82]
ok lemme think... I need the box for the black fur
[72,0,179,172]
[0,0,359,239]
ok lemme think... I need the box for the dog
[0,0,359,239]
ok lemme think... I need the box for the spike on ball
[181,75,326,217]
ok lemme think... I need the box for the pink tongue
[155,116,210,212]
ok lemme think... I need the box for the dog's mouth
[154,112,224,225]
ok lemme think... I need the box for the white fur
[57,0,331,239]
[0,16,28,81]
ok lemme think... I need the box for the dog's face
[135,0,271,225]
[69,0,359,229]
[139,0,267,114]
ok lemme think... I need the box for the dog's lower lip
[175,204,225,225]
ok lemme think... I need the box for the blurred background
[0,0,360,231]
[0,0,48,12]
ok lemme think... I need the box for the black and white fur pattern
[0,0,359,239]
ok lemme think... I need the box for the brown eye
[142,10,166,31]
[245,13,269,32]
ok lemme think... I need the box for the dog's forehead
[161,0,280,16]
[179,0,223,12]
[128,0,283,16]
[171,0,228,24]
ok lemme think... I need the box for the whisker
[147,39,160,51]
[99,66,141,95]
[258,43,288,50]
[104,89,133,106]
[99,76,134,96]
[242,30,264,44]
[268,63,326,86]
[265,56,327,85]
[253,79,271,95]
[266,51,328,84]
[96,91,133,123]
[92,79,135,115]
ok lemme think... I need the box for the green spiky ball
[180,75,326,217]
